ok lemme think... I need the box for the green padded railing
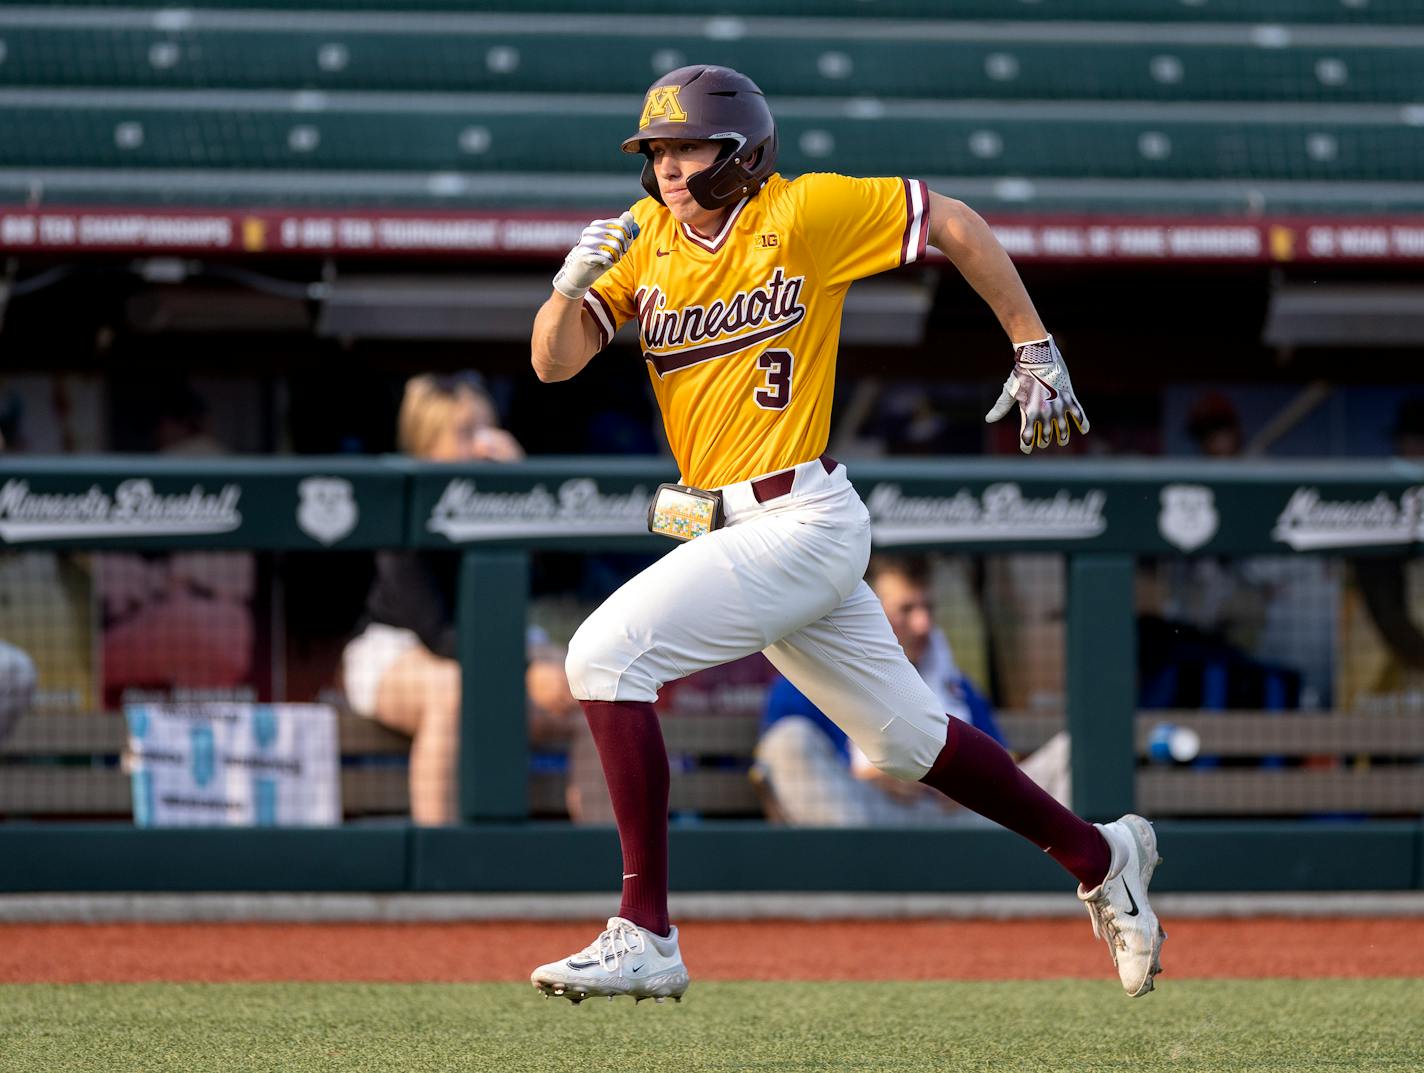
[1,455,1422,893]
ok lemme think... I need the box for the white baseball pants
[565,457,949,780]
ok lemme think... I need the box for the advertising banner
[4,208,1424,265]
[124,702,340,827]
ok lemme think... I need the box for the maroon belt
[750,454,838,504]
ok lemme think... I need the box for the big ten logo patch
[639,86,687,129]
[755,233,779,249]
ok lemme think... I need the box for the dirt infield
[4,918,1424,983]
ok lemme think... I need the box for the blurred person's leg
[0,640,37,743]
[1017,730,1072,808]
[343,624,459,826]
[754,717,880,825]
[755,716,987,826]
[372,647,460,826]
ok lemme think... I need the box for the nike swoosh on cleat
[630,964,644,974]
[1123,882,1141,917]
[1029,372,1059,401]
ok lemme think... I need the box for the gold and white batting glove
[984,335,1090,454]
[551,211,639,300]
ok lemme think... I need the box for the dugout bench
[7,707,1421,822]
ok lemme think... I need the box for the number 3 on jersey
[754,349,794,410]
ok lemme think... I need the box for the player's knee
[565,612,665,703]
[862,715,944,782]
[563,632,598,701]
[564,626,626,702]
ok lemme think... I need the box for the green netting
[0,29,1419,104]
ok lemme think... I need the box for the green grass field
[3,980,1420,1073]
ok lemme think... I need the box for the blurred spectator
[98,379,260,707]
[753,555,1070,825]
[1152,387,1335,707]
[0,416,98,715]
[0,425,34,737]
[0,640,37,743]
[340,372,577,824]
[1186,391,1243,457]
[1393,397,1424,458]
[398,371,524,463]
[99,552,257,706]
[152,380,225,456]
[1342,396,1424,708]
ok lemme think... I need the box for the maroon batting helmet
[621,65,778,210]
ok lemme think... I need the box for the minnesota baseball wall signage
[1271,486,1424,551]
[0,460,404,549]
[6,458,1423,555]
[425,476,651,541]
[865,482,1107,546]
[0,478,241,542]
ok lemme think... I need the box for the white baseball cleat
[1078,814,1166,997]
[530,916,690,1005]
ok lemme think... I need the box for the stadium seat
[0,23,1420,103]
[0,2,1419,214]
[12,0,1415,22]
[1,94,1416,183]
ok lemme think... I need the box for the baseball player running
[529,65,1164,1004]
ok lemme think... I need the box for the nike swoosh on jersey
[656,249,671,257]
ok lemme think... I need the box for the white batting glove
[984,335,1090,454]
[551,211,639,300]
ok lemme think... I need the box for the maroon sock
[581,700,671,936]
[919,717,1110,890]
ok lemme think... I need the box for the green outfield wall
[1,455,1421,893]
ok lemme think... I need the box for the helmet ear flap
[683,137,775,209]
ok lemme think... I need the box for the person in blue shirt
[755,555,1070,825]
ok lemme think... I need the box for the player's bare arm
[926,192,1044,344]
[531,292,601,383]
[531,212,639,383]
[926,192,1090,453]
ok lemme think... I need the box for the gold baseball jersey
[583,172,930,489]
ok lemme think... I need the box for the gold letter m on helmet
[639,85,688,129]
